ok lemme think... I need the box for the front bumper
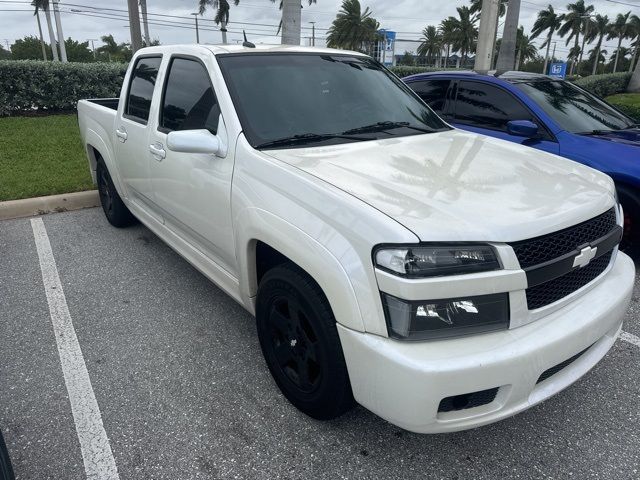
[338,252,635,434]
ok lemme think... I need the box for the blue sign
[377,29,396,66]
[548,62,567,78]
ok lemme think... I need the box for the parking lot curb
[0,190,100,221]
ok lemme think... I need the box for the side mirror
[507,120,539,138]
[167,129,221,155]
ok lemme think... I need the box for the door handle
[149,143,166,160]
[115,128,127,142]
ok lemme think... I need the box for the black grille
[511,208,617,269]
[438,387,499,413]
[537,345,592,384]
[526,251,612,309]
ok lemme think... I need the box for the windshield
[514,80,635,134]
[216,53,450,149]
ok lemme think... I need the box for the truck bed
[85,98,119,110]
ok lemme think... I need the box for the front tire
[256,264,354,420]
[96,159,136,228]
[618,185,639,257]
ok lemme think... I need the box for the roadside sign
[548,63,567,78]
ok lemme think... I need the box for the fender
[235,207,366,333]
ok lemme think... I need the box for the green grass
[605,93,640,122]
[0,114,94,201]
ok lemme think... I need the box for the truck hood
[265,130,616,242]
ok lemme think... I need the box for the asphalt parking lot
[1,208,639,480]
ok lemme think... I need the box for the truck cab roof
[135,43,365,58]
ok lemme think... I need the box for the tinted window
[160,58,220,133]
[217,54,449,149]
[409,79,450,114]
[126,56,161,122]
[515,80,635,133]
[454,81,534,131]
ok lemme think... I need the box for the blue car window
[454,80,535,132]
[409,79,451,115]
[515,80,635,133]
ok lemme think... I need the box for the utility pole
[309,21,316,46]
[495,0,520,71]
[35,10,48,61]
[52,0,67,62]
[191,13,200,43]
[88,38,98,59]
[474,0,500,71]
[127,0,143,53]
[139,0,151,46]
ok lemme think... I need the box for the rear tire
[256,264,354,420]
[96,159,136,228]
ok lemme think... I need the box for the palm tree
[417,25,442,66]
[607,11,632,73]
[557,0,594,75]
[588,14,610,75]
[439,17,456,68]
[97,35,124,62]
[271,0,317,45]
[198,0,240,45]
[139,0,151,46]
[469,0,507,64]
[626,14,639,73]
[30,0,47,60]
[630,40,640,91]
[326,0,379,53]
[531,5,562,74]
[587,46,607,73]
[31,0,58,61]
[449,6,477,68]
[515,26,538,70]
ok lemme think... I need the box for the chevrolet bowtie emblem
[573,246,598,268]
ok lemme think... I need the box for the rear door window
[409,79,451,115]
[125,56,162,123]
[159,57,220,134]
[453,80,534,132]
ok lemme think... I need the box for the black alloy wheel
[256,264,354,420]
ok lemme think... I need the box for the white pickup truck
[78,44,635,434]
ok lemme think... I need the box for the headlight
[374,244,500,277]
[382,292,510,340]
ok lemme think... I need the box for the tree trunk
[542,31,552,74]
[44,7,59,61]
[127,0,143,53]
[281,0,301,46]
[496,0,520,70]
[613,37,622,73]
[628,47,640,92]
[515,49,521,70]
[52,0,67,62]
[35,10,48,61]
[629,40,638,73]
[140,0,151,46]
[592,38,601,76]
[577,23,588,75]
[569,34,579,76]
[221,21,228,45]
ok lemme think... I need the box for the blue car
[403,71,640,250]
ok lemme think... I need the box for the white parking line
[31,218,120,480]
[621,331,640,348]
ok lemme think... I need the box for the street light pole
[191,13,200,44]
[309,21,316,46]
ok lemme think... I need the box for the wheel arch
[235,208,366,332]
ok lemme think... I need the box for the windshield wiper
[577,129,615,136]
[342,121,435,135]
[255,132,370,149]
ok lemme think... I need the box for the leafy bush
[389,65,445,78]
[0,60,127,116]
[605,93,640,122]
[573,72,632,98]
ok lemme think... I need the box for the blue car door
[449,80,560,155]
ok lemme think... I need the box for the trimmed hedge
[0,60,127,116]
[389,65,445,77]
[573,72,632,98]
